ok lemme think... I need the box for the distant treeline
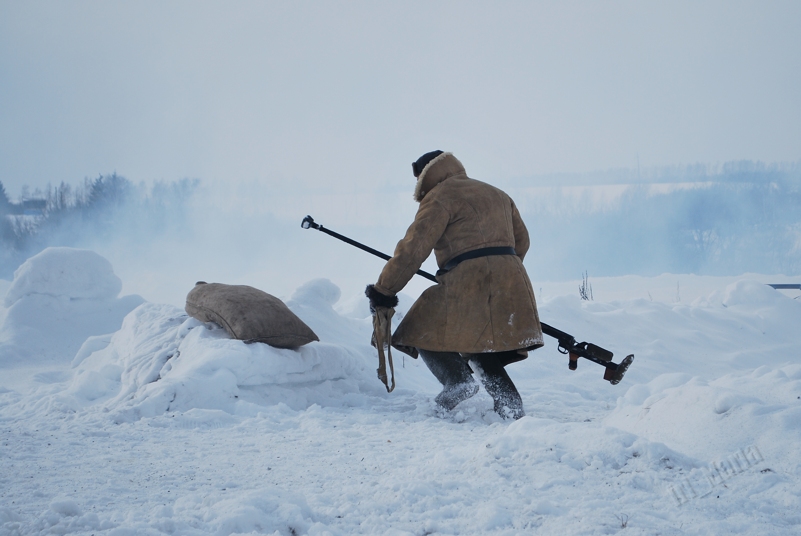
[520,161,801,278]
[0,174,199,279]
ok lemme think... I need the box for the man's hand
[365,284,398,313]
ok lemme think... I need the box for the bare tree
[579,271,593,301]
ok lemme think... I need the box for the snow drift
[0,247,143,366]
[3,247,801,534]
[61,279,392,422]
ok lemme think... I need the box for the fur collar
[413,152,465,202]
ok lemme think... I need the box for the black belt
[437,246,517,275]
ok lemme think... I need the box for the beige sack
[185,282,319,348]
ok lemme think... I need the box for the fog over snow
[3,160,800,307]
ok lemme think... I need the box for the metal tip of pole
[301,215,318,230]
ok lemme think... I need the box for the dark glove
[365,284,398,314]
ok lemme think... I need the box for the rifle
[301,215,634,385]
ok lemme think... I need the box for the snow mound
[4,247,122,306]
[606,364,801,467]
[285,278,370,346]
[600,280,801,475]
[0,248,143,366]
[694,279,801,337]
[62,279,390,421]
[492,415,700,473]
[175,488,324,536]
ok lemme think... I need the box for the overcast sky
[1,0,800,196]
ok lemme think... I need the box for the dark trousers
[418,349,525,419]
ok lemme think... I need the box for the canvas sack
[185,282,319,348]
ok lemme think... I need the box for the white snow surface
[0,248,144,368]
[4,247,123,306]
[59,279,385,424]
[1,250,801,535]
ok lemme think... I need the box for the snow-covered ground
[2,248,801,535]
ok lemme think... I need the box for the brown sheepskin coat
[373,152,543,355]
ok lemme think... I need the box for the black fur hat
[412,150,444,178]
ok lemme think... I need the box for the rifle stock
[539,323,633,385]
[301,215,634,385]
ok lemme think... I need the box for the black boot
[468,354,525,420]
[418,349,479,411]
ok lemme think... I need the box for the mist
[2,2,800,305]
[3,159,799,308]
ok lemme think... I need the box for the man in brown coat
[366,151,543,419]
